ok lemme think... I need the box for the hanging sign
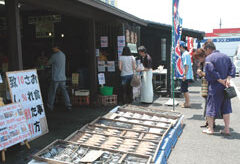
[107,61,115,72]
[98,73,105,85]
[28,15,61,39]
[127,43,137,53]
[98,61,106,72]
[72,73,79,85]
[0,103,31,151]
[100,36,108,48]
[6,69,48,140]
[117,36,125,56]
[96,49,100,57]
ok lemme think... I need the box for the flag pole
[171,0,175,111]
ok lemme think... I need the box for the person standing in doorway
[47,45,72,111]
[137,46,153,103]
[179,41,194,108]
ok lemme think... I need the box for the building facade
[204,28,240,59]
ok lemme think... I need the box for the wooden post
[88,19,98,106]
[0,97,4,106]
[6,0,23,71]
[1,149,6,163]
[24,140,31,149]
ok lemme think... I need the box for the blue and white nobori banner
[173,0,184,78]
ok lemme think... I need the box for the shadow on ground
[187,114,205,121]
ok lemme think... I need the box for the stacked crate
[72,90,90,106]
[98,94,117,106]
[71,73,90,106]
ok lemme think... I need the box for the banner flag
[187,36,194,64]
[173,0,183,78]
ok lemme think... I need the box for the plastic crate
[72,96,90,105]
[99,86,113,96]
[155,150,167,164]
[98,95,117,106]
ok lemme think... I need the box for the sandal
[200,122,208,128]
[181,103,191,108]
[220,130,231,136]
[202,129,214,135]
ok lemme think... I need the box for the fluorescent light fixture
[0,0,5,5]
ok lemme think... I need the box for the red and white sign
[101,36,108,48]
[0,103,31,151]
[6,69,48,140]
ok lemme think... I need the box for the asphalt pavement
[165,78,240,164]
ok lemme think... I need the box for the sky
[118,0,240,33]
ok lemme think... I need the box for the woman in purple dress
[203,41,235,135]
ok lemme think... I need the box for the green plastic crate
[100,86,113,96]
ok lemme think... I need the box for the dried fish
[142,114,152,120]
[132,113,142,119]
[143,121,154,125]
[123,112,133,117]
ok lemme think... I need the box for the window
[161,38,167,61]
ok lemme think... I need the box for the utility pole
[220,18,222,29]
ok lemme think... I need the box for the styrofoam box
[74,90,90,96]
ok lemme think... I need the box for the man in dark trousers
[47,45,72,111]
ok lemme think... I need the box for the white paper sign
[96,49,100,57]
[118,36,125,56]
[0,103,31,151]
[6,69,48,140]
[107,61,115,72]
[118,46,124,57]
[117,36,125,47]
[98,61,105,72]
[100,36,108,48]
[98,73,105,85]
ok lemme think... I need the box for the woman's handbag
[131,74,141,87]
[201,78,208,97]
[224,86,237,99]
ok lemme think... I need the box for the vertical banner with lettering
[6,69,48,140]
[173,0,183,78]
[186,36,194,64]
[0,103,31,151]
[171,0,182,110]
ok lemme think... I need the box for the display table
[152,69,167,95]
[28,105,184,164]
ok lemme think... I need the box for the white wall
[202,36,240,57]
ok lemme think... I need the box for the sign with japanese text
[98,73,105,85]
[0,103,31,151]
[107,61,115,72]
[72,73,79,85]
[172,0,183,78]
[117,36,125,57]
[98,61,105,72]
[6,69,48,140]
[100,36,108,48]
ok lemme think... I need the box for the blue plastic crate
[154,150,167,164]
[160,137,172,159]
[168,130,178,147]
